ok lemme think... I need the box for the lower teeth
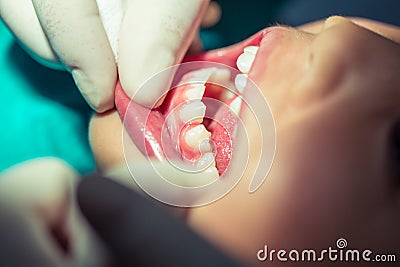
[196,152,215,171]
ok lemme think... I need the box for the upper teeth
[179,101,206,124]
[185,84,206,101]
[181,68,214,84]
[236,46,259,74]
[209,68,231,84]
[166,63,255,178]
[234,45,259,94]
[243,46,259,55]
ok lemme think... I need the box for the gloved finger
[31,0,117,112]
[0,158,109,267]
[77,175,242,267]
[118,0,209,108]
[0,158,78,220]
[0,0,62,68]
[0,158,75,267]
[0,203,67,267]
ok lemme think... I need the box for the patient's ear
[89,110,125,172]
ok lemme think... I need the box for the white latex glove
[0,158,109,267]
[0,0,210,111]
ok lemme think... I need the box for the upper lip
[183,28,270,77]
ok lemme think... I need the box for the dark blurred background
[203,0,400,48]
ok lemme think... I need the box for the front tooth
[230,96,242,116]
[179,102,206,124]
[236,46,259,74]
[184,124,211,150]
[235,73,248,93]
[236,52,255,74]
[244,46,259,55]
[185,84,206,101]
[181,68,213,83]
[209,68,231,84]
[196,152,215,171]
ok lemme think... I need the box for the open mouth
[115,29,269,179]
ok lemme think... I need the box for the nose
[248,26,315,117]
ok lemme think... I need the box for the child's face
[90,17,400,264]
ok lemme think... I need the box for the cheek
[269,106,390,245]
[267,46,309,85]
[190,107,388,252]
[260,40,310,84]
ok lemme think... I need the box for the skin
[90,16,400,265]
[188,17,400,265]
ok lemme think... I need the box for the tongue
[115,75,239,176]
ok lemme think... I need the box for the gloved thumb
[118,0,209,108]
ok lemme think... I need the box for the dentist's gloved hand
[0,0,217,112]
[0,158,109,267]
